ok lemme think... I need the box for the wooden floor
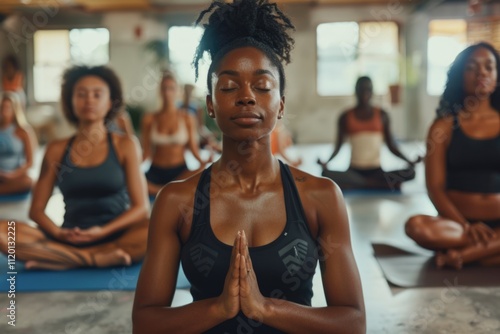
[1,142,499,333]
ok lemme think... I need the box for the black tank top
[57,133,129,229]
[446,115,500,193]
[180,161,318,333]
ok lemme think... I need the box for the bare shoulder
[44,137,72,162]
[288,166,342,203]
[427,116,454,145]
[153,172,204,228]
[111,132,141,162]
[142,112,155,125]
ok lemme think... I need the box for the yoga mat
[372,243,500,288]
[0,255,190,292]
[0,191,30,203]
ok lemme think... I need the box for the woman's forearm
[101,205,149,237]
[133,297,226,334]
[262,298,365,334]
[428,189,468,226]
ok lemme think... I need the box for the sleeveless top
[57,133,130,229]
[345,108,384,169]
[150,116,189,146]
[180,161,319,333]
[0,125,25,171]
[446,115,500,193]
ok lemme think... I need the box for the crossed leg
[0,219,149,270]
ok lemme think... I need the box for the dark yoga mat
[372,243,500,288]
[342,189,402,197]
[0,254,190,292]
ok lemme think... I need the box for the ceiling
[0,0,431,14]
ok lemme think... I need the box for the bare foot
[25,260,73,270]
[435,251,446,268]
[93,249,132,268]
[435,250,463,269]
[446,249,463,270]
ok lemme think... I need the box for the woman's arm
[185,113,206,165]
[381,110,420,165]
[425,118,468,226]
[140,113,153,162]
[132,181,240,334]
[117,111,135,136]
[6,126,38,178]
[29,140,66,237]
[97,135,149,238]
[240,176,365,333]
[318,112,347,167]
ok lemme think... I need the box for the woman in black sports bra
[133,1,365,333]
[406,42,500,269]
[0,66,150,269]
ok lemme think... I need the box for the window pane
[168,26,210,95]
[317,59,358,96]
[69,28,110,65]
[34,30,70,64]
[359,22,398,56]
[317,21,399,96]
[33,28,110,102]
[427,20,467,96]
[33,65,65,102]
[317,22,359,59]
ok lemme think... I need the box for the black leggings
[145,163,188,186]
[321,166,415,191]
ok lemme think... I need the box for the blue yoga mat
[0,191,30,203]
[0,255,190,292]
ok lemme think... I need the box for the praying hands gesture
[217,230,267,322]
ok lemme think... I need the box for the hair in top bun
[193,0,295,96]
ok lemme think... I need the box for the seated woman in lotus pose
[406,42,500,269]
[318,76,421,191]
[0,65,149,270]
[0,92,36,195]
[141,72,211,197]
[132,1,365,333]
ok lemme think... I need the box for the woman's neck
[215,137,280,192]
[76,122,108,144]
[161,100,177,113]
[0,121,14,130]
[463,96,495,115]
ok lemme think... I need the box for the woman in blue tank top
[0,66,149,270]
[133,1,365,333]
[406,42,500,269]
[0,91,36,195]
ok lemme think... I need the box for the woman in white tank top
[317,76,422,191]
[141,72,212,197]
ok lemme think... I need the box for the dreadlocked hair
[436,42,500,118]
[193,0,295,96]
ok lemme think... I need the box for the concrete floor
[1,143,499,333]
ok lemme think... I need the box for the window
[168,26,209,95]
[33,28,110,102]
[316,21,399,96]
[427,20,467,96]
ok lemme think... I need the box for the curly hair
[193,0,295,96]
[61,65,123,126]
[436,42,500,118]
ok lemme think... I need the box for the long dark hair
[436,42,500,118]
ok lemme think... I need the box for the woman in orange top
[317,76,421,191]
